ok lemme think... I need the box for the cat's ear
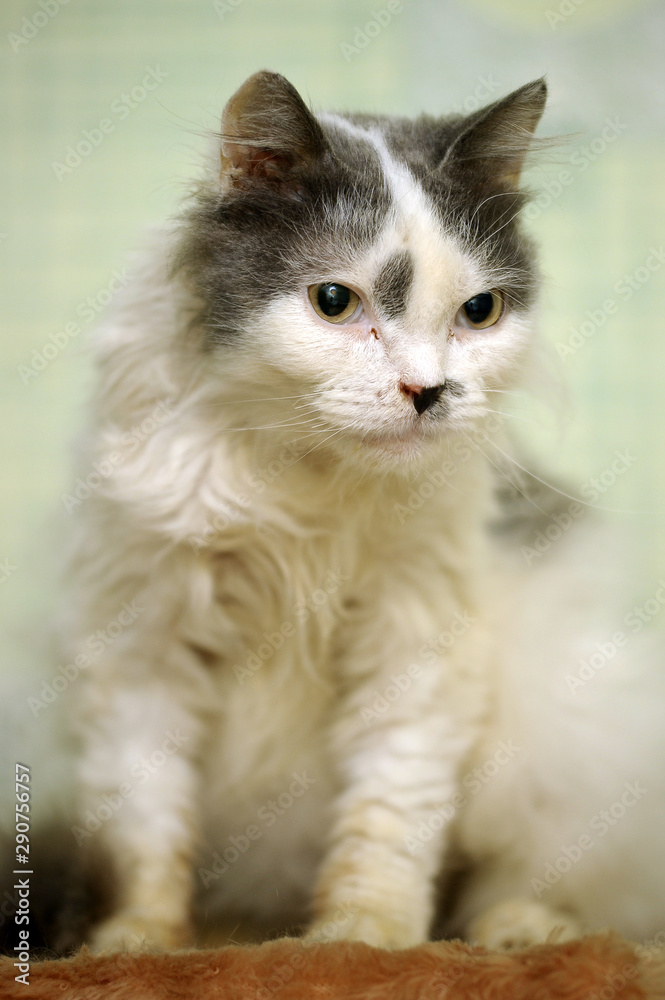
[219,71,328,196]
[442,78,547,189]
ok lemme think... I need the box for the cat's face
[177,72,545,470]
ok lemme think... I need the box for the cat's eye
[308,283,361,324]
[456,290,504,330]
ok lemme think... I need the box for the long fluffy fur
[40,71,665,953]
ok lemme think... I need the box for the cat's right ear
[219,71,328,198]
[441,78,548,190]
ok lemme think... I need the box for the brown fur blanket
[1,933,664,999]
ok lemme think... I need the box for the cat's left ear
[219,70,329,197]
[442,78,547,189]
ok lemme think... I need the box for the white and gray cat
[59,71,665,952]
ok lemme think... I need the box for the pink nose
[399,382,445,415]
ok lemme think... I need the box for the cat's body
[61,72,665,952]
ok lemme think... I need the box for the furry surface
[39,70,665,953]
[2,935,664,1000]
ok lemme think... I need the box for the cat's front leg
[309,601,486,949]
[76,651,208,953]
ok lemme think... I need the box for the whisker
[476,406,533,426]
[461,430,550,517]
[215,418,321,433]
[482,435,659,516]
[195,392,322,409]
[288,426,346,464]
[466,190,521,231]
[473,207,526,258]
[481,387,526,395]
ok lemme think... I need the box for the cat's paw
[306,907,423,949]
[468,898,581,950]
[88,914,193,953]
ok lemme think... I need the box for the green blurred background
[2,0,665,699]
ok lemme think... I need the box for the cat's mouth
[352,419,440,457]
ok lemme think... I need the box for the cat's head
[176,71,546,472]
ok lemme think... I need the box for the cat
[60,70,665,953]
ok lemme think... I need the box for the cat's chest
[200,524,354,775]
[197,460,490,781]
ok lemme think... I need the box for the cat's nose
[399,382,445,415]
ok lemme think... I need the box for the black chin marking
[443,379,464,398]
[373,250,414,320]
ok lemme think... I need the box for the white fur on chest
[186,446,495,922]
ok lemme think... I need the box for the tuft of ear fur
[442,78,547,189]
[219,70,329,197]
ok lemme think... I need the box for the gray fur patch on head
[174,72,547,347]
[373,250,414,320]
[173,90,393,346]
